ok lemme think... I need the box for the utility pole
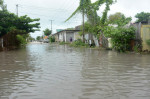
[16,4,18,16]
[82,9,85,42]
[50,20,54,34]
[81,0,85,42]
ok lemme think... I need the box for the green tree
[103,13,135,52]
[49,36,55,42]
[0,11,40,37]
[43,28,51,36]
[66,0,115,24]
[66,0,115,39]
[0,10,40,48]
[36,36,41,41]
[16,34,27,46]
[0,0,7,11]
[135,12,150,23]
[0,0,40,49]
[108,12,132,27]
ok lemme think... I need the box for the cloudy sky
[4,0,150,38]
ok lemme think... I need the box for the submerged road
[0,43,150,99]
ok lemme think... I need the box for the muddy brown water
[0,43,150,99]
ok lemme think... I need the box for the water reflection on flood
[0,43,150,99]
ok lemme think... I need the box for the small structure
[53,30,81,42]
[53,25,100,47]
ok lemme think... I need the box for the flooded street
[0,43,150,99]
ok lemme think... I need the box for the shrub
[146,39,150,46]
[16,35,27,46]
[104,26,135,52]
[70,39,89,47]
[49,36,55,42]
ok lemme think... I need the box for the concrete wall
[131,23,142,40]
[74,32,82,41]
[54,34,59,42]
[141,25,150,51]
[58,32,66,42]
[66,32,74,42]
[93,36,99,47]
[54,30,81,42]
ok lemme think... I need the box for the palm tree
[65,0,115,43]
[65,0,114,24]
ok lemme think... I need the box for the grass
[69,39,89,47]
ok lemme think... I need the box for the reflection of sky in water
[0,43,150,99]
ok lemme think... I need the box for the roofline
[53,29,81,35]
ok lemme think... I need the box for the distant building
[56,29,64,32]
[53,25,100,47]
[53,30,81,42]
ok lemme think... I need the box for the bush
[104,27,135,52]
[49,36,55,42]
[70,39,89,47]
[146,39,150,46]
[16,35,27,46]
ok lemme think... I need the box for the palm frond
[65,7,80,22]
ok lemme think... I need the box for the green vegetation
[16,35,27,46]
[0,11,40,37]
[0,0,7,11]
[70,39,89,47]
[0,0,40,50]
[104,12,135,52]
[104,27,135,52]
[66,0,115,39]
[43,28,51,36]
[49,36,55,42]
[135,12,150,23]
[65,0,137,52]
[59,42,70,45]
[146,39,150,46]
[36,36,41,41]
[133,45,141,53]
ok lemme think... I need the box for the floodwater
[0,43,150,99]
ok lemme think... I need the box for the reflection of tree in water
[0,47,40,98]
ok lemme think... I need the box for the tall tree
[135,12,150,23]
[43,28,51,36]
[108,12,132,27]
[103,13,135,52]
[36,36,41,41]
[0,11,40,37]
[65,0,115,37]
[0,0,7,11]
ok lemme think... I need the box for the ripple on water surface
[0,43,150,99]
